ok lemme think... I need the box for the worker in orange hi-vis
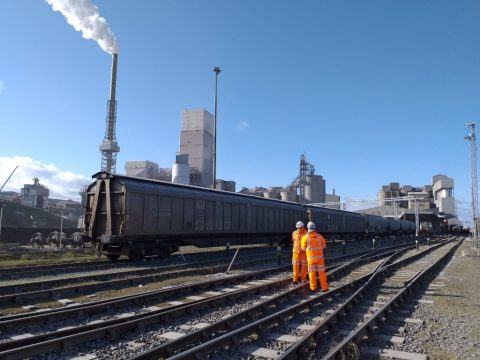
[291,221,307,285]
[301,221,329,292]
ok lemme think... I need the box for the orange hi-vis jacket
[301,231,326,263]
[292,228,307,254]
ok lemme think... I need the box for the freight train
[84,172,416,261]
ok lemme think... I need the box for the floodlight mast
[212,66,221,189]
[464,122,479,248]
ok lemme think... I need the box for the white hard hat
[307,221,316,230]
[296,221,304,228]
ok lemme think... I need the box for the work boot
[310,288,317,293]
[291,281,298,285]
[321,288,329,292]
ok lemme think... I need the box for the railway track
[0,241,423,359]
[0,238,403,307]
[0,251,301,308]
[153,238,457,360]
[0,236,418,281]
[0,245,287,280]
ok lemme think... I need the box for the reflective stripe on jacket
[292,228,307,254]
[301,231,326,263]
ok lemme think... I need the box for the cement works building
[359,174,459,234]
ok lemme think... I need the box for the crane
[0,166,19,192]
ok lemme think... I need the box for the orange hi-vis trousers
[307,259,328,291]
[292,252,307,282]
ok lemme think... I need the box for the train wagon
[84,172,416,261]
[386,217,402,235]
[399,219,416,234]
[304,205,367,239]
[84,172,305,260]
[363,214,389,236]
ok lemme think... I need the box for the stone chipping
[367,239,480,360]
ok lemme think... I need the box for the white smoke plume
[46,0,119,54]
[0,156,91,201]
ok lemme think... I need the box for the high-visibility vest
[301,231,326,263]
[292,228,306,254]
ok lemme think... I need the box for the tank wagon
[364,214,389,236]
[84,172,415,261]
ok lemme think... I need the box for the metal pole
[277,244,282,265]
[465,122,479,247]
[0,208,3,242]
[60,210,64,248]
[226,247,239,274]
[212,67,221,189]
[415,198,419,237]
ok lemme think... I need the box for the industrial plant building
[124,109,234,190]
[2,178,83,225]
[359,174,459,233]
[19,178,49,209]
[238,154,341,209]
[173,109,215,187]
[125,160,171,182]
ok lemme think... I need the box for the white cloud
[0,156,90,201]
[236,121,249,130]
[0,80,5,93]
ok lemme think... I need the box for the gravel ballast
[388,239,480,360]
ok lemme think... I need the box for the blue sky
[0,0,479,223]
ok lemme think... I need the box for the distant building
[178,109,214,188]
[432,175,455,215]
[367,174,459,233]
[239,186,267,197]
[215,179,236,192]
[325,189,341,210]
[19,178,49,209]
[237,168,341,207]
[14,178,83,226]
[125,160,159,179]
[377,174,456,217]
[0,191,18,202]
[125,160,172,182]
[44,198,83,223]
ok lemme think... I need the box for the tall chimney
[99,53,120,173]
[109,53,118,101]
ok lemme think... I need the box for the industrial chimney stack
[99,53,120,173]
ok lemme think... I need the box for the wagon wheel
[106,254,120,261]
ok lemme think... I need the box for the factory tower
[99,54,120,173]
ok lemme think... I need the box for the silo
[263,189,280,199]
[304,175,326,204]
[172,163,190,185]
[280,190,297,202]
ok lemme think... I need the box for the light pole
[464,122,479,247]
[212,66,221,189]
